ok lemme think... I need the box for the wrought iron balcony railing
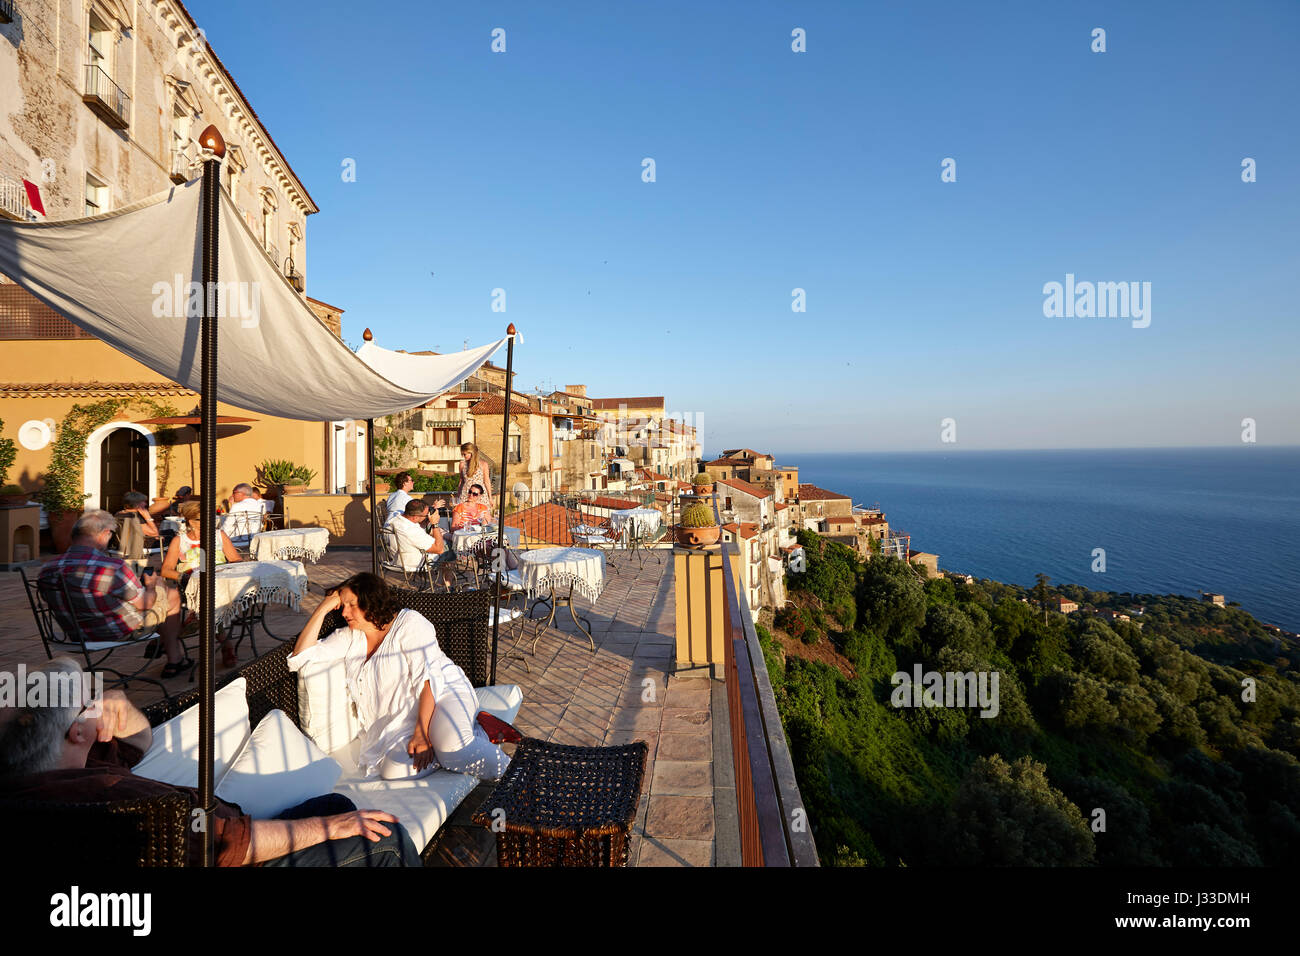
[169,148,194,184]
[83,63,130,129]
[0,176,35,222]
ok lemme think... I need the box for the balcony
[0,492,816,866]
[83,64,130,129]
[169,148,194,185]
[0,176,35,222]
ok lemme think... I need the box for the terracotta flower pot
[692,483,714,496]
[372,481,391,495]
[282,484,307,495]
[677,525,720,548]
[0,493,29,508]
[51,510,82,553]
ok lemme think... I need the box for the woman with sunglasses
[449,483,493,531]
[453,443,493,511]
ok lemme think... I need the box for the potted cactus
[677,501,720,548]
[692,472,714,496]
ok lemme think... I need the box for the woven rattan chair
[6,792,193,867]
[472,737,648,866]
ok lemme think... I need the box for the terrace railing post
[197,125,226,868]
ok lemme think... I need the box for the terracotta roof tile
[469,395,537,417]
[504,503,608,547]
[591,397,665,409]
[716,477,773,499]
[798,483,851,501]
[0,381,197,398]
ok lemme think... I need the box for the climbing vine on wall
[38,396,184,514]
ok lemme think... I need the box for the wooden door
[99,429,148,514]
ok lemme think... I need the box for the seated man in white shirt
[222,482,270,540]
[385,473,414,525]
[390,500,455,589]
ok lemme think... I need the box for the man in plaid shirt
[39,510,188,677]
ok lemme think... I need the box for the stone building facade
[0,0,359,511]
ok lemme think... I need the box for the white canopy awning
[0,179,507,421]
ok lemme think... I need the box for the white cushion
[321,684,522,851]
[296,656,362,754]
[328,737,477,851]
[475,684,522,723]
[216,709,343,819]
[134,678,250,786]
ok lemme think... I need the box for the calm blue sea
[776,448,1300,632]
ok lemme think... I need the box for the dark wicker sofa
[3,589,495,867]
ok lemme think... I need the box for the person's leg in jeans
[261,794,423,867]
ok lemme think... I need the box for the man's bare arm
[242,809,400,865]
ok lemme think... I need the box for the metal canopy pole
[196,124,226,867]
[490,323,516,686]
[367,417,378,576]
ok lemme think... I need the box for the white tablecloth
[517,547,606,603]
[451,526,521,554]
[609,507,662,537]
[185,560,309,629]
[250,527,330,563]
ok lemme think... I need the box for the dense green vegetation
[766,529,1300,866]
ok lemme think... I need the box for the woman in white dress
[454,444,493,511]
[288,573,510,781]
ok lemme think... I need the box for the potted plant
[256,458,300,497]
[692,472,714,496]
[677,502,720,549]
[0,484,29,507]
[0,421,22,507]
[282,464,317,495]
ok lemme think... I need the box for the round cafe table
[184,559,309,654]
[250,526,330,563]
[451,525,522,554]
[517,547,606,652]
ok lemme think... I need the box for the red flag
[22,180,45,217]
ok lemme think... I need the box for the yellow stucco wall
[0,339,326,505]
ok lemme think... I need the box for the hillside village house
[0,0,363,516]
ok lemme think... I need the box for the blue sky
[190,0,1300,454]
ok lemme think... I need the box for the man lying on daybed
[0,658,422,867]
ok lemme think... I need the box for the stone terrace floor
[0,547,730,867]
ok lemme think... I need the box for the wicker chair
[0,587,499,867]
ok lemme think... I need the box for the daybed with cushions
[4,589,523,866]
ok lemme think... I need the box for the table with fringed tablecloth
[249,527,330,564]
[517,547,606,651]
[185,559,309,652]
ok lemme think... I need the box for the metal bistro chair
[379,525,458,593]
[221,509,265,558]
[21,568,175,698]
[572,510,624,572]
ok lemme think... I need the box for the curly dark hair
[334,572,400,629]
